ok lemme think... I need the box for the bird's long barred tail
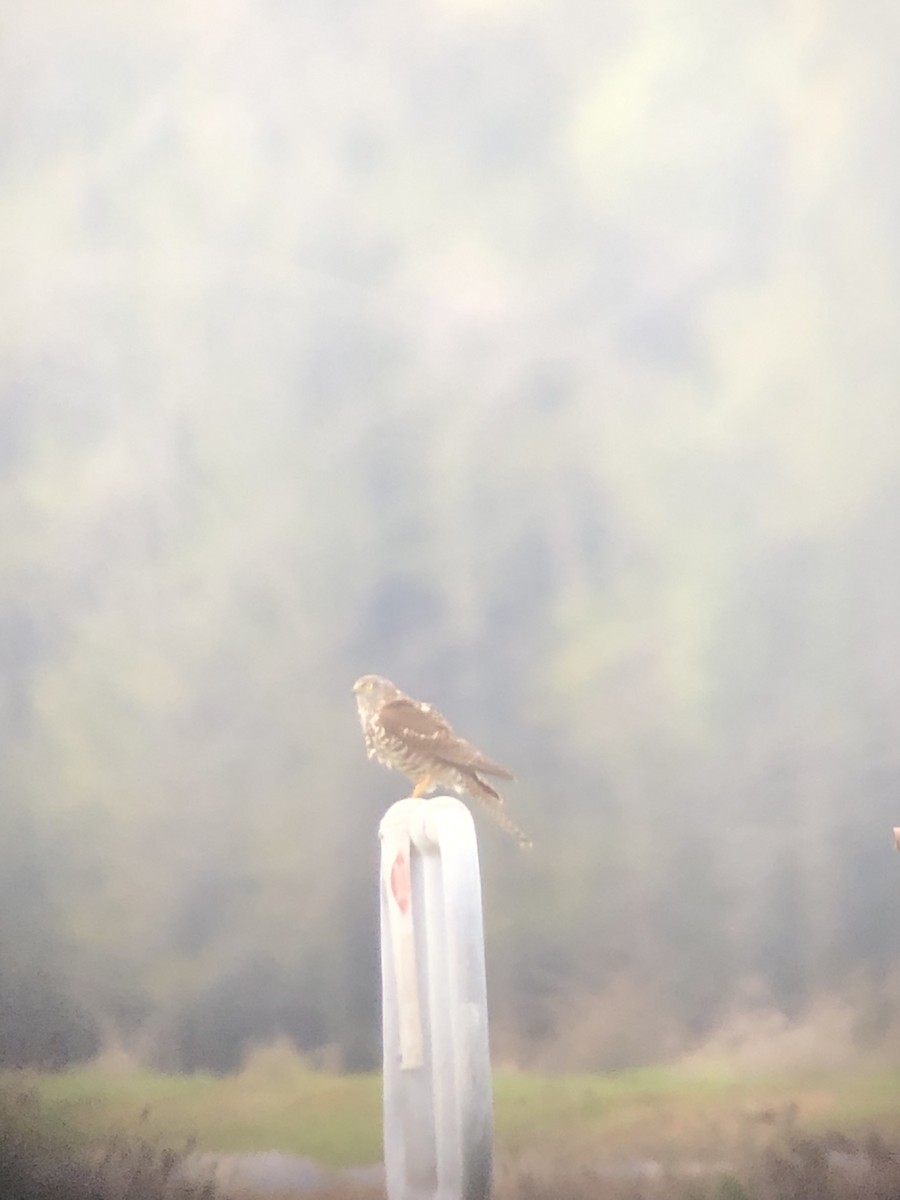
[468,775,533,849]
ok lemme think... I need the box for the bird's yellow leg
[411,776,432,799]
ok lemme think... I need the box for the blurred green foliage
[2,0,900,1069]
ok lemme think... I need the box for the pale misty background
[3,0,900,1072]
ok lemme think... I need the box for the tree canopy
[3,0,900,1070]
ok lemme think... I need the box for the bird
[353,674,532,847]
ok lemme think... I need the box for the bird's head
[353,674,401,709]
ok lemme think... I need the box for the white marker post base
[380,796,493,1200]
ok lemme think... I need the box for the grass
[22,1062,384,1168]
[493,1063,900,1162]
[10,1055,900,1170]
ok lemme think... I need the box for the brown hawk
[353,674,531,847]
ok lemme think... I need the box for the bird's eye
[365,680,373,690]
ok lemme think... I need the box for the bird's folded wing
[379,698,515,779]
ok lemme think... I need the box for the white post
[380,796,493,1200]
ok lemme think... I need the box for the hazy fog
[2,0,900,1072]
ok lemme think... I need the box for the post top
[379,795,476,853]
